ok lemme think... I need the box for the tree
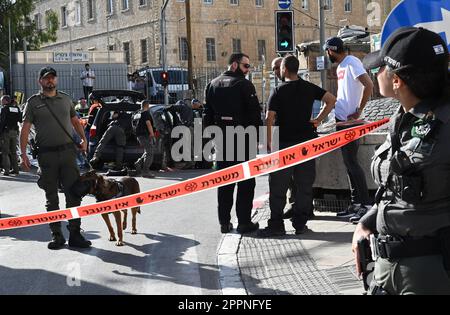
[0,0,58,87]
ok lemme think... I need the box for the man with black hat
[0,95,22,175]
[20,66,91,250]
[353,27,450,295]
[324,36,374,223]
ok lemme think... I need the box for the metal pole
[185,0,194,94]
[107,16,111,89]
[161,0,169,106]
[318,0,327,90]
[23,40,28,100]
[8,17,13,95]
[69,27,74,98]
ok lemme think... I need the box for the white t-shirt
[335,55,366,121]
[80,69,95,87]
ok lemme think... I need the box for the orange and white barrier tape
[0,118,389,231]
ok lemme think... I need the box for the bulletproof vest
[207,73,247,127]
[2,105,21,131]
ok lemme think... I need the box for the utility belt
[214,115,241,127]
[370,234,441,260]
[36,143,75,155]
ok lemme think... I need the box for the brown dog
[76,170,141,246]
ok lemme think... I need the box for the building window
[301,0,309,10]
[257,39,266,62]
[107,0,114,15]
[87,0,95,20]
[141,39,148,64]
[139,0,147,6]
[74,1,81,25]
[230,0,239,5]
[203,0,213,5]
[344,0,352,12]
[122,0,129,11]
[255,0,263,7]
[123,42,131,65]
[179,37,188,61]
[61,6,68,27]
[45,10,52,30]
[232,38,241,53]
[34,13,41,30]
[324,0,332,10]
[206,38,216,62]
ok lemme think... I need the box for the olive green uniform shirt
[23,91,76,147]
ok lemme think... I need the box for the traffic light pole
[161,0,169,106]
[185,0,194,94]
[318,0,327,90]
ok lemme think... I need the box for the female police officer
[352,27,450,295]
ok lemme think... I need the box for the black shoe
[257,226,286,238]
[48,232,66,250]
[67,226,92,248]
[282,207,293,219]
[220,223,233,234]
[336,204,360,217]
[295,225,309,235]
[237,222,259,234]
[349,205,370,224]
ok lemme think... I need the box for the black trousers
[83,86,93,101]
[217,160,255,225]
[269,159,315,230]
[337,124,370,205]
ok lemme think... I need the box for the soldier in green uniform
[352,27,450,294]
[20,67,91,250]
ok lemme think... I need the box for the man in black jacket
[204,53,262,234]
[0,95,22,175]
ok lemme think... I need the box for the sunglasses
[240,63,252,69]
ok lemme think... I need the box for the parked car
[88,90,172,170]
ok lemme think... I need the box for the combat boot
[67,224,92,248]
[48,230,66,250]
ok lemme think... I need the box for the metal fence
[12,63,128,102]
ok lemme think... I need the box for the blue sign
[381,0,450,50]
[278,0,291,10]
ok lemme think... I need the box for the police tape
[0,118,389,231]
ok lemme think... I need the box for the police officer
[353,27,450,294]
[204,53,262,234]
[20,66,91,250]
[0,95,22,175]
[133,100,156,178]
[258,55,336,237]
[90,111,129,171]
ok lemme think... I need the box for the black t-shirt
[136,110,152,136]
[268,79,326,143]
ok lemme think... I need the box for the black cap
[324,37,344,52]
[39,66,57,79]
[363,27,449,71]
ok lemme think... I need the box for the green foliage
[0,0,58,72]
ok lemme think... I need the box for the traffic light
[161,71,169,87]
[275,10,295,53]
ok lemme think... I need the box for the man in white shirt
[324,37,374,223]
[80,63,96,102]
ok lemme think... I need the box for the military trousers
[370,256,450,295]
[136,135,154,174]
[94,125,126,168]
[1,129,20,174]
[37,146,82,232]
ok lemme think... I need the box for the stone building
[31,0,400,71]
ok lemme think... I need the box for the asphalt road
[0,168,268,295]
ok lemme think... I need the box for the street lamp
[8,0,16,96]
[106,15,112,88]
[67,2,76,99]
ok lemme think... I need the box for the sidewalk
[218,197,365,295]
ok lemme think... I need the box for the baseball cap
[39,66,57,79]
[324,37,344,52]
[363,27,449,71]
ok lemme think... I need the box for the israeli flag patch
[433,44,445,55]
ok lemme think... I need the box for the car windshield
[152,70,188,85]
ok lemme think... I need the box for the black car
[88,90,172,170]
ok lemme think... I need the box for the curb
[217,193,269,295]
